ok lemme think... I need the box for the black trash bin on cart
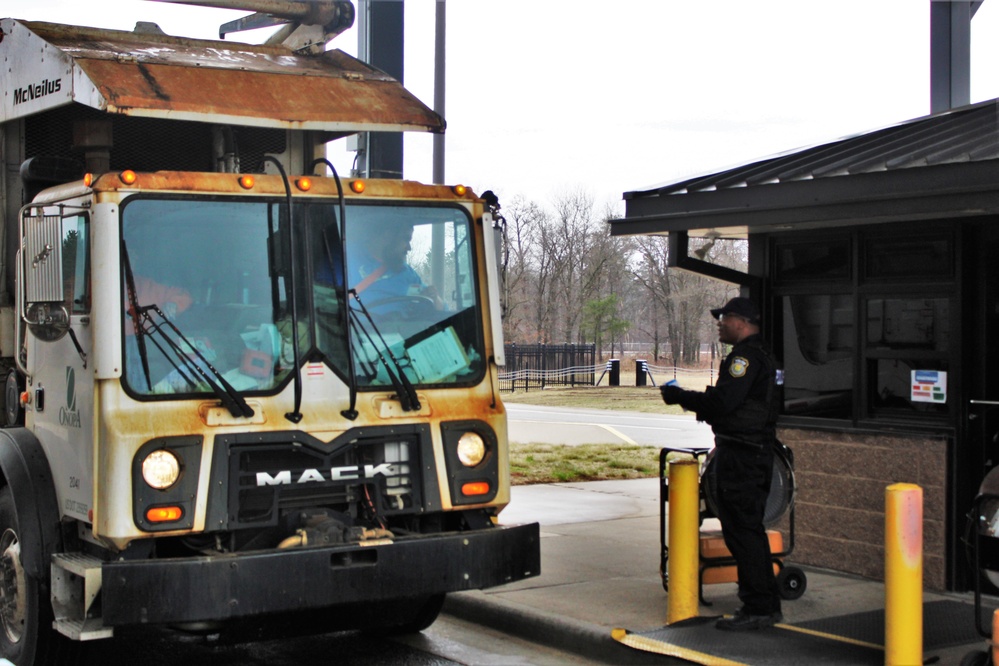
[659,441,807,605]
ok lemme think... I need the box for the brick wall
[777,427,949,590]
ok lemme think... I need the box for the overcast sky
[7,1,999,211]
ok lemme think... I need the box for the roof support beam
[356,0,405,179]
[668,230,760,290]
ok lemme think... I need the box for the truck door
[19,208,94,522]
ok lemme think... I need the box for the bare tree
[501,197,546,342]
[498,188,746,367]
[629,236,737,364]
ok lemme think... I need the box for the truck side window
[62,215,90,314]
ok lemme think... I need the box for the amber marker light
[119,170,138,185]
[296,177,313,192]
[452,184,467,196]
[83,173,94,187]
[238,175,255,189]
[350,179,366,193]
[461,481,490,497]
[146,506,183,523]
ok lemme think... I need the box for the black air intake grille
[227,435,420,528]
[24,104,286,174]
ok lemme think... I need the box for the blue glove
[660,383,683,405]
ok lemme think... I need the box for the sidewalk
[443,478,992,665]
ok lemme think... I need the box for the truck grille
[220,429,427,529]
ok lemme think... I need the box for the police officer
[660,297,782,631]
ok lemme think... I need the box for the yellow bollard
[992,609,999,666]
[884,483,922,666]
[667,458,700,624]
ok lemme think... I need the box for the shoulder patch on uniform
[729,356,749,378]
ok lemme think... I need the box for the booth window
[773,224,956,426]
[781,294,855,419]
[776,239,850,282]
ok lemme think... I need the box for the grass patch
[500,381,706,484]
[509,442,660,485]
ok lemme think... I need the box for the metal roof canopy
[610,99,999,241]
[0,18,444,135]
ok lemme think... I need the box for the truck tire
[369,594,446,636]
[0,486,82,665]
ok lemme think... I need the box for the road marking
[507,408,693,424]
[508,419,682,445]
[596,424,637,445]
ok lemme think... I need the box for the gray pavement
[506,404,714,449]
[443,477,994,665]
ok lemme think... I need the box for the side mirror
[21,214,68,342]
[481,212,505,367]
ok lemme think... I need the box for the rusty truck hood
[1,18,444,133]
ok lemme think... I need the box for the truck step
[53,616,113,641]
[51,553,112,641]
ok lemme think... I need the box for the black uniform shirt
[675,333,777,446]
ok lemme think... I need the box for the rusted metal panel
[2,19,444,133]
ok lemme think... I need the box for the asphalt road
[82,613,602,665]
[506,403,713,450]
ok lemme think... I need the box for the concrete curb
[443,591,677,665]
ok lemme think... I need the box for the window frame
[771,222,960,432]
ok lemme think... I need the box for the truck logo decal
[256,463,395,486]
[59,366,81,428]
[13,78,63,106]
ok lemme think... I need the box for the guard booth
[610,99,999,592]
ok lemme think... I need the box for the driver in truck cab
[347,221,442,309]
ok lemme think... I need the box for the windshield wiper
[122,240,253,418]
[311,157,358,421]
[122,242,153,389]
[132,303,255,418]
[347,290,421,412]
[264,157,304,424]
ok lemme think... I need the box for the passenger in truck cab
[347,221,442,310]
[127,274,192,322]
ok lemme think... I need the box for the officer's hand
[660,384,683,405]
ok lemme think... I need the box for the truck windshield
[344,204,484,388]
[120,197,483,399]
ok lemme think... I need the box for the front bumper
[101,522,540,626]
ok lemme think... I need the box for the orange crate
[700,530,783,585]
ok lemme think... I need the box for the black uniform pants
[713,441,781,616]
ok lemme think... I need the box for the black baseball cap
[710,297,760,324]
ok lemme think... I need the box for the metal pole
[930,0,972,113]
[884,483,923,666]
[432,0,446,185]
[667,459,699,624]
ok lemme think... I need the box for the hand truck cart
[960,466,999,666]
[659,442,806,605]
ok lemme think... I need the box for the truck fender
[0,428,62,579]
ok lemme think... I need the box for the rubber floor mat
[796,599,992,651]
[613,600,989,666]
[613,619,881,666]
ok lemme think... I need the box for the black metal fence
[499,343,597,392]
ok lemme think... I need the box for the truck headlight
[142,450,181,490]
[456,432,486,467]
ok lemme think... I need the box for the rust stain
[25,20,443,133]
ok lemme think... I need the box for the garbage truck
[0,2,539,663]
